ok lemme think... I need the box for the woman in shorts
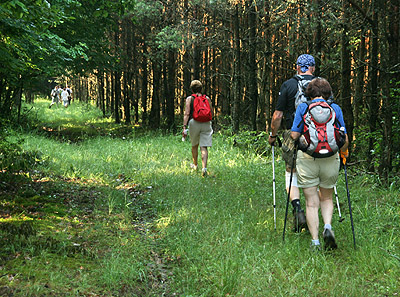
[182,80,213,177]
[291,77,349,250]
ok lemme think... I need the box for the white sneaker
[202,168,208,177]
[190,163,198,170]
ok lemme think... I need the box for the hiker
[49,85,59,108]
[66,85,72,105]
[182,80,213,177]
[290,77,349,250]
[57,86,63,102]
[61,87,69,108]
[268,54,316,232]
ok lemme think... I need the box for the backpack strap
[293,74,303,81]
[189,94,198,121]
[297,100,312,129]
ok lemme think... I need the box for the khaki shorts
[296,150,340,188]
[188,119,213,147]
[281,130,296,168]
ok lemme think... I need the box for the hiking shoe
[190,163,198,170]
[323,228,338,250]
[292,209,307,232]
[202,168,208,177]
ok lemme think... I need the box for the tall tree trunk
[248,2,258,131]
[166,50,176,131]
[379,0,399,178]
[98,71,106,117]
[114,70,121,124]
[114,29,121,124]
[313,0,322,77]
[354,32,366,128]
[134,74,139,123]
[367,9,379,171]
[193,4,201,79]
[150,61,161,129]
[182,0,191,113]
[340,0,354,147]
[123,18,132,125]
[261,0,270,131]
[141,44,148,125]
[232,4,241,133]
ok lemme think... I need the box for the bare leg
[286,166,300,202]
[191,145,199,167]
[303,186,320,240]
[200,146,208,169]
[319,187,334,226]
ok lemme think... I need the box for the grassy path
[0,100,399,296]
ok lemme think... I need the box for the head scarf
[297,54,316,73]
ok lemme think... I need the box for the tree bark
[232,4,241,133]
[340,0,354,147]
[248,2,258,131]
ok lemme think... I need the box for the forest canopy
[0,0,399,181]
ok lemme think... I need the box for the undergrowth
[0,99,398,296]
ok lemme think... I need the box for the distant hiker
[182,80,213,177]
[66,85,72,105]
[291,77,349,250]
[268,54,316,232]
[61,87,69,108]
[49,85,59,108]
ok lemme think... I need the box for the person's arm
[268,81,290,145]
[341,134,349,151]
[206,96,213,118]
[333,104,349,152]
[290,103,306,141]
[268,110,283,145]
[183,96,191,131]
[291,131,301,141]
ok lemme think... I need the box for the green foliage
[155,26,182,52]
[390,79,400,171]
[352,78,400,183]
[224,129,270,157]
[0,126,41,173]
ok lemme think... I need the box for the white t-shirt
[61,90,69,101]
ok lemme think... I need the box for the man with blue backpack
[268,54,316,232]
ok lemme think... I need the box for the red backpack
[191,94,212,122]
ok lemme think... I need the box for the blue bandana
[297,54,315,73]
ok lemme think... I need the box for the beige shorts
[296,150,340,189]
[188,119,213,147]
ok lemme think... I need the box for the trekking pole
[334,186,345,222]
[272,142,276,230]
[270,134,282,230]
[342,158,356,249]
[283,142,298,242]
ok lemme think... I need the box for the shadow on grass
[0,170,164,296]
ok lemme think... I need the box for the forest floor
[0,99,399,296]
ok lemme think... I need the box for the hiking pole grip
[343,159,356,249]
[283,142,298,241]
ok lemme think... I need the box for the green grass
[0,100,399,296]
